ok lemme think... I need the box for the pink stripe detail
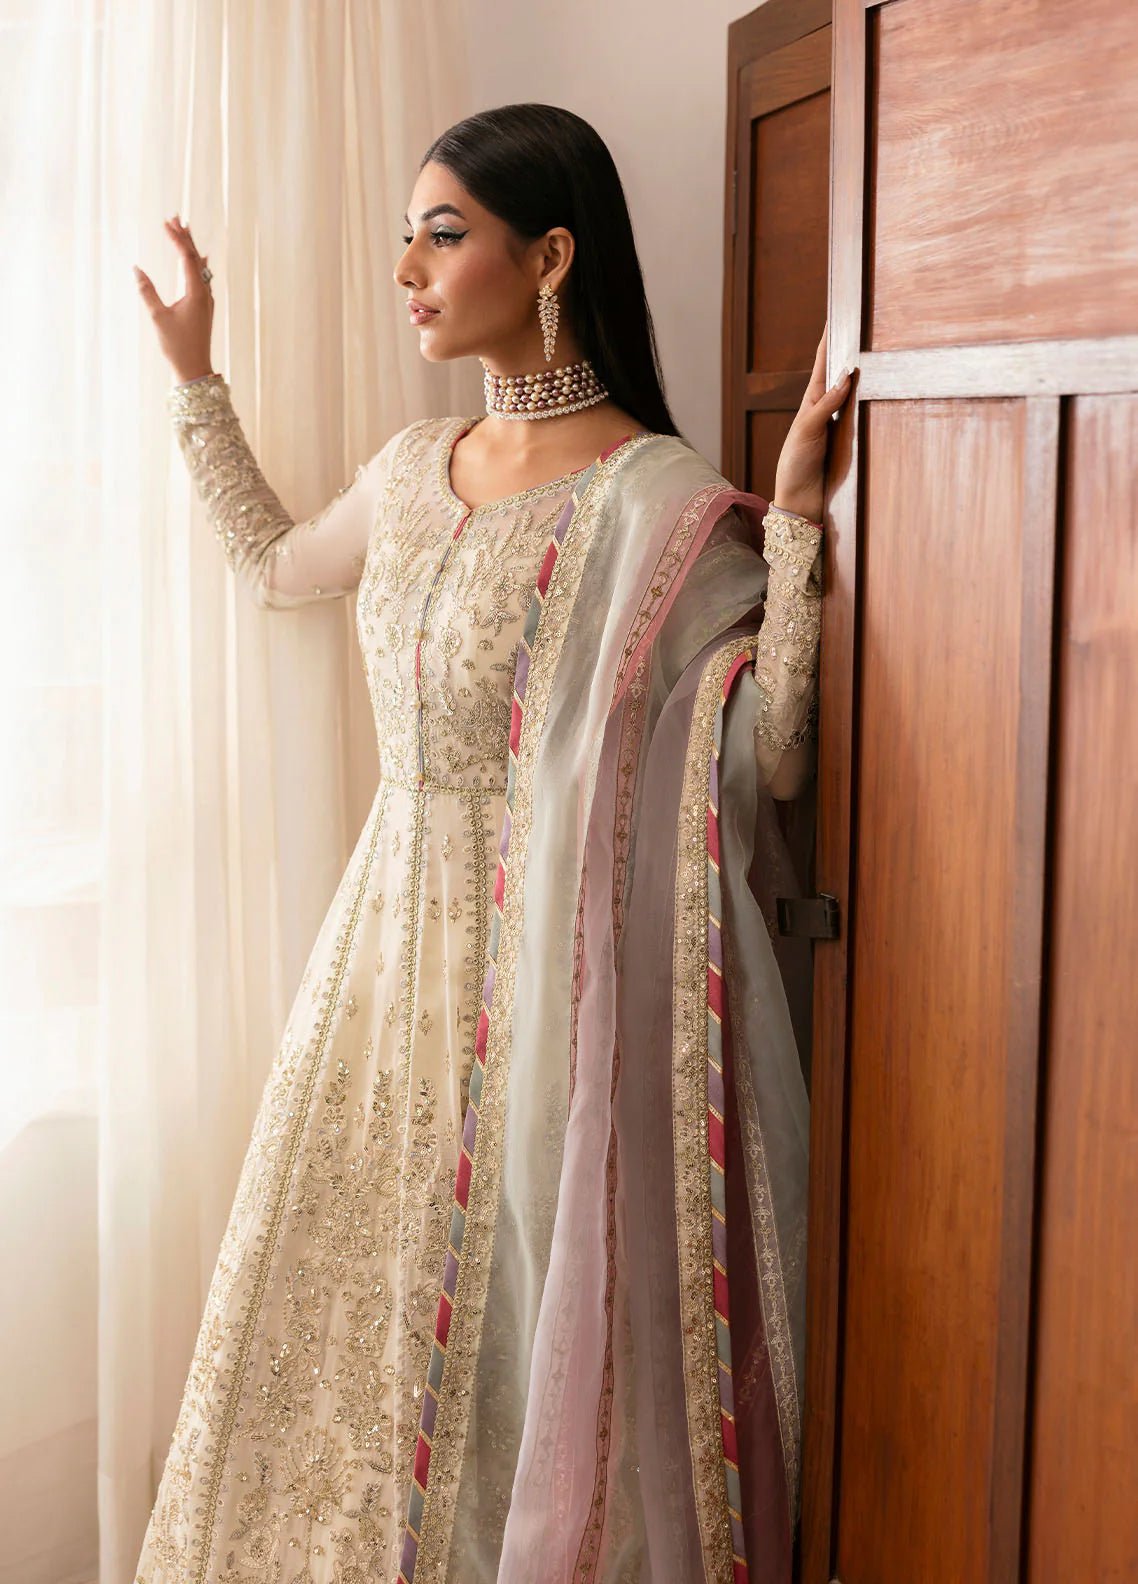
[536,542,558,594]
[613,489,767,715]
[721,651,753,698]
[413,1434,431,1489]
[436,1291,453,1349]
[599,431,638,463]
[708,1109,726,1169]
[707,962,725,1022]
[455,1150,472,1210]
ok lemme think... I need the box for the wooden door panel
[837,396,1029,1582]
[804,2,1138,1581]
[724,0,832,490]
[725,4,1136,1581]
[746,39,830,378]
[1028,394,1138,1583]
[866,0,1138,351]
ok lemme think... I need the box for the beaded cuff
[167,370,233,422]
[753,505,824,755]
[166,373,296,576]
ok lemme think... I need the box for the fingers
[132,212,212,311]
[819,367,855,425]
[805,321,829,403]
[132,264,165,313]
[165,214,208,291]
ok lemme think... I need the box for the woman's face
[393,160,573,366]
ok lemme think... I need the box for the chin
[416,334,460,365]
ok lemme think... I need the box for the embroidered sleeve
[752,505,823,799]
[166,372,395,611]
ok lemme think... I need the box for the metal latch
[776,893,840,940]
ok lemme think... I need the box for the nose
[393,240,420,291]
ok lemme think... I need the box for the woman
[131,103,851,1584]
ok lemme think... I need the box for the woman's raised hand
[133,216,216,384]
[772,321,855,524]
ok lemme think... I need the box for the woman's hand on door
[772,321,855,525]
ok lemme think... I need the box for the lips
[408,301,440,322]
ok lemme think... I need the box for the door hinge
[776,892,840,940]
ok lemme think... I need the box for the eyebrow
[401,204,468,225]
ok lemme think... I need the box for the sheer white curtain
[0,3,475,1579]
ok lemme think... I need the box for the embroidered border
[572,663,652,1579]
[189,781,390,1582]
[612,486,765,706]
[708,654,756,1584]
[566,871,588,1107]
[612,485,722,699]
[672,635,760,1584]
[399,431,657,1583]
[725,933,802,1525]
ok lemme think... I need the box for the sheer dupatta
[399,433,812,1584]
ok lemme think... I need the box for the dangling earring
[537,282,559,363]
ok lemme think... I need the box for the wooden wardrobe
[723,3,1138,1581]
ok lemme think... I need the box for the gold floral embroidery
[356,417,587,789]
[160,783,391,1583]
[408,433,658,1577]
[165,374,374,607]
[136,408,588,1581]
[753,507,823,753]
[722,922,801,1518]
[612,483,725,699]
[671,634,760,1584]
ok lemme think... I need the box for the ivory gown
[133,374,822,1582]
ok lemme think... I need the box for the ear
[540,226,575,291]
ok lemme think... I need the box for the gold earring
[537,282,558,363]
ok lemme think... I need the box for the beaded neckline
[437,416,595,515]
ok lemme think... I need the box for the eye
[400,229,465,247]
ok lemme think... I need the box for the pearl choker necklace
[481,356,609,420]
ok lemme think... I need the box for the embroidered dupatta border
[399,441,770,1581]
[398,431,656,1583]
[571,667,652,1580]
[674,636,761,1584]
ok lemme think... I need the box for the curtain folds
[0,3,473,1578]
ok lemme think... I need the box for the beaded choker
[481,356,609,420]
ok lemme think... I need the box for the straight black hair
[421,103,685,440]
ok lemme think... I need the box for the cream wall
[462,0,753,473]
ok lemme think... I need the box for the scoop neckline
[438,414,647,515]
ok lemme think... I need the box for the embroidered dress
[133,374,823,1583]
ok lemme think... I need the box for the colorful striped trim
[398,430,640,1583]
[571,675,651,1578]
[708,650,755,1584]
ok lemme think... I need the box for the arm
[166,372,403,610]
[751,505,823,801]
[694,504,822,799]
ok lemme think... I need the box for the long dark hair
[421,104,684,439]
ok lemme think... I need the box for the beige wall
[463,0,753,474]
